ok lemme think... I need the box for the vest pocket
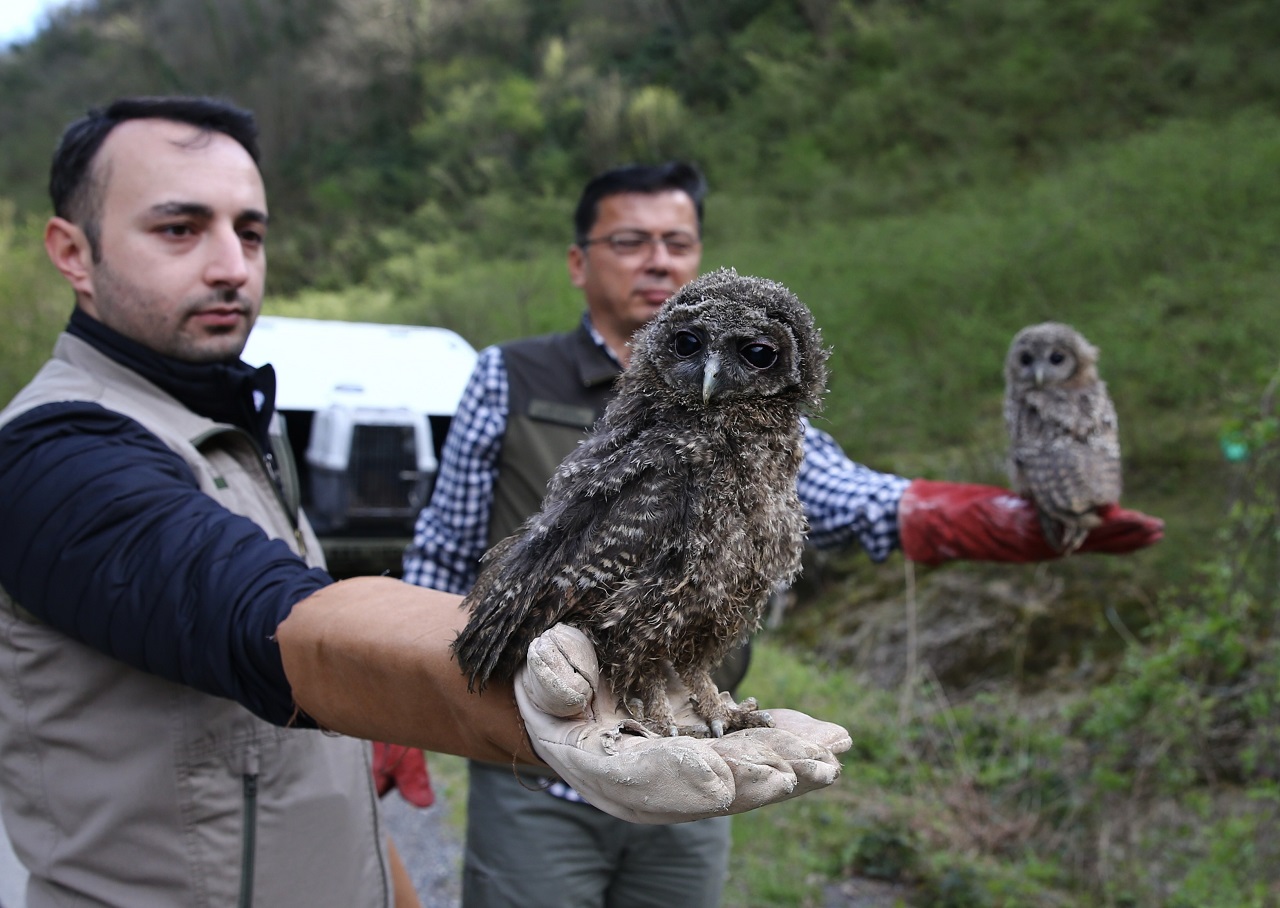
[178,725,265,905]
[526,398,597,428]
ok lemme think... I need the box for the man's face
[67,118,268,363]
[567,189,701,352]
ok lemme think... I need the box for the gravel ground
[382,784,465,908]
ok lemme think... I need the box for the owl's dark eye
[1019,351,1035,366]
[673,330,702,358]
[1049,351,1066,365]
[739,341,778,370]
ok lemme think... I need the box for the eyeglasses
[579,231,701,258]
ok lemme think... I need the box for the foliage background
[2,0,1279,903]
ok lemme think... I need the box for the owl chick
[452,267,828,738]
[1004,321,1121,554]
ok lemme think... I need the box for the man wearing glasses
[402,161,1161,908]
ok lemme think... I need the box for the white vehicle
[241,315,477,573]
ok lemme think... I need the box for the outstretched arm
[797,422,1161,565]
[276,576,542,765]
[276,585,853,824]
[0,402,328,724]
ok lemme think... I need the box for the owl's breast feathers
[1008,386,1119,450]
[1006,386,1122,516]
[452,405,807,689]
[590,409,807,677]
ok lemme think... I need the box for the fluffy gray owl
[1004,321,1121,554]
[452,267,828,737]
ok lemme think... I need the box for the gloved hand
[898,479,1164,566]
[372,742,435,808]
[515,624,852,825]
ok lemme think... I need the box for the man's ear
[566,243,587,289]
[44,216,95,301]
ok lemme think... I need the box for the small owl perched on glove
[452,267,828,738]
[1003,321,1122,554]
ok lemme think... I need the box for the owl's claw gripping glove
[515,624,852,825]
[897,479,1164,566]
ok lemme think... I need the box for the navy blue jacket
[0,311,332,726]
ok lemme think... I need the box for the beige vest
[0,334,392,908]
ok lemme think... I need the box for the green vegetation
[738,407,1280,906]
[2,0,1278,903]
[0,203,68,399]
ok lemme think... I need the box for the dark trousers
[461,761,731,908]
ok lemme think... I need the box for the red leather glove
[898,479,1164,566]
[371,742,435,808]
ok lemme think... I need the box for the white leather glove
[514,623,852,825]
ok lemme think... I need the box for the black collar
[67,307,277,450]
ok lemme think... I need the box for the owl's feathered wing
[452,410,698,691]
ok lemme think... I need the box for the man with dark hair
[48,96,262,265]
[403,160,1163,908]
[572,160,706,240]
[0,104,852,908]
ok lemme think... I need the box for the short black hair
[49,96,260,260]
[573,161,707,246]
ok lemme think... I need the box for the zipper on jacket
[238,771,259,908]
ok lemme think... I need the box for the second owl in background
[1004,321,1122,554]
[452,267,828,738]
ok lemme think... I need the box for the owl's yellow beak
[702,353,721,404]
[1033,364,1045,387]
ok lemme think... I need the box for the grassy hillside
[264,109,1280,595]
[713,111,1280,592]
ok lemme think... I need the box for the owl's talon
[601,725,623,756]
[712,700,775,733]
[710,718,725,738]
[619,718,661,739]
[672,722,713,738]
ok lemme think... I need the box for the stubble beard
[91,260,258,363]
